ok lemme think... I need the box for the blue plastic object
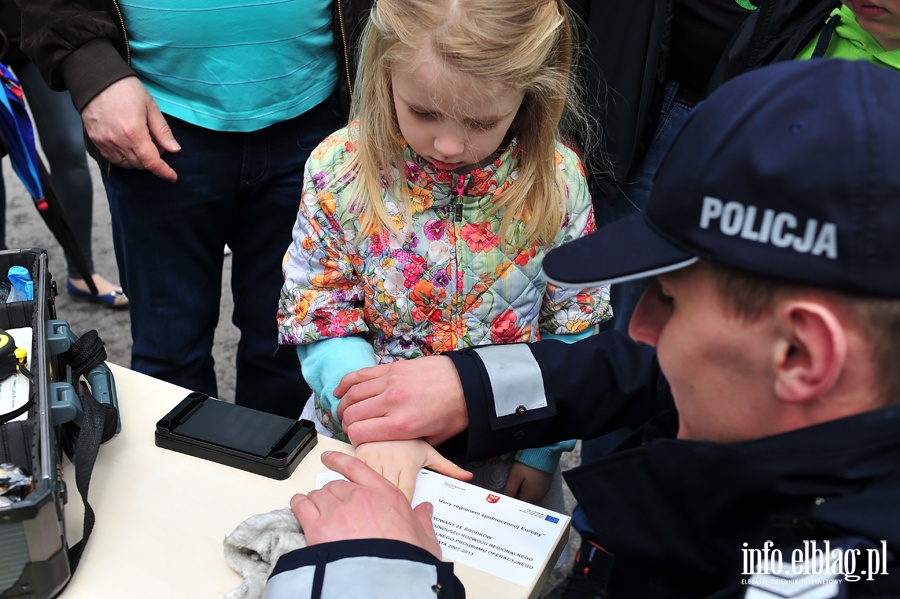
[6,266,33,301]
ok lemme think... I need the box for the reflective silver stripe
[263,558,439,599]
[473,344,547,417]
[263,564,315,598]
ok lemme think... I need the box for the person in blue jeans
[0,6,126,306]
[18,0,370,416]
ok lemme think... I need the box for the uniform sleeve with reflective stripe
[447,332,672,461]
[264,539,463,599]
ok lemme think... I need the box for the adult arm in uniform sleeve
[447,330,672,461]
[265,451,465,598]
[265,540,464,599]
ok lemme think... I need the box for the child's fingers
[369,458,417,502]
[502,478,524,498]
[398,468,418,503]
[321,449,390,488]
[425,451,474,482]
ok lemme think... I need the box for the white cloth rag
[223,507,307,599]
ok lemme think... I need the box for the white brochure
[316,467,570,589]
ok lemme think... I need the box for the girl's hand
[355,439,473,501]
[502,462,553,505]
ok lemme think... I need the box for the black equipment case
[0,248,119,599]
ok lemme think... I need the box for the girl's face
[392,58,525,174]
[842,0,900,50]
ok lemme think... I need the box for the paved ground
[3,158,240,403]
[4,157,581,595]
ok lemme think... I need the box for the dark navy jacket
[449,333,900,598]
[266,333,900,598]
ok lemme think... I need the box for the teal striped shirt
[120,0,338,132]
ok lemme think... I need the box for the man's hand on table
[291,451,442,558]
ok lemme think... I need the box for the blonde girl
[278,0,611,510]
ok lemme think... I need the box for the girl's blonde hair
[343,0,581,245]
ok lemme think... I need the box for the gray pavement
[3,156,581,595]
[3,158,240,401]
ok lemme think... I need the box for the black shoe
[543,536,612,599]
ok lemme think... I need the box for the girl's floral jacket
[278,124,611,362]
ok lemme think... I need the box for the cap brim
[543,213,699,288]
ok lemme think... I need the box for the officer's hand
[290,451,442,558]
[335,357,468,446]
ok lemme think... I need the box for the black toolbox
[0,248,118,599]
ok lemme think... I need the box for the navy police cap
[543,59,900,298]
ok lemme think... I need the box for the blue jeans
[573,81,694,537]
[102,98,342,417]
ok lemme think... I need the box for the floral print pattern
[278,125,611,434]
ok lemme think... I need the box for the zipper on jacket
[451,174,468,347]
[105,0,130,182]
[111,0,130,65]
[453,175,465,223]
[336,0,352,97]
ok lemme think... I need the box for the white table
[61,364,538,598]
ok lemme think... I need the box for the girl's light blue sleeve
[296,335,378,426]
[513,329,594,472]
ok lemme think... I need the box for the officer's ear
[772,300,847,404]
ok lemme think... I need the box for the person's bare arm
[335,357,468,446]
[290,451,442,557]
[80,77,181,181]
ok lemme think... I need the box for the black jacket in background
[0,2,26,66]
[565,0,838,204]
